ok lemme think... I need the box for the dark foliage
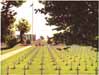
[26,39,31,45]
[7,38,18,48]
[1,0,25,43]
[38,1,98,48]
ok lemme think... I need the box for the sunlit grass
[1,45,98,75]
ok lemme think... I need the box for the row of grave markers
[52,46,98,72]
[6,65,98,75]
[6,46,98,75]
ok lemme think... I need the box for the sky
[15,0,57,39]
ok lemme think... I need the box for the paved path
[0,46,32,62]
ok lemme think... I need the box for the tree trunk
[20,31,24,44]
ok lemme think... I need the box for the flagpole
[30,3,33,44]
[32,4,33,44]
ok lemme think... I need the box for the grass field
[1,45,98,75]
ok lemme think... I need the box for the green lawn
[0,44,24,55]
[1,45,98,75]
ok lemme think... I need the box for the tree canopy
[16,18,31,43]
[16,19,31,33]
[1,0,25,43]
[38,1,98,47]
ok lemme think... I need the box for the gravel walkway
[0,46,32,62]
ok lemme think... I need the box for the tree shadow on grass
[1,47,11,50]
[1,42,20,50]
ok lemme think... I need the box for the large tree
[1,0,25,43]
[16,19,31,43]
[38,1,98,47]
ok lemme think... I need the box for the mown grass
[1,45,98,75]
[1,46,34,75]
